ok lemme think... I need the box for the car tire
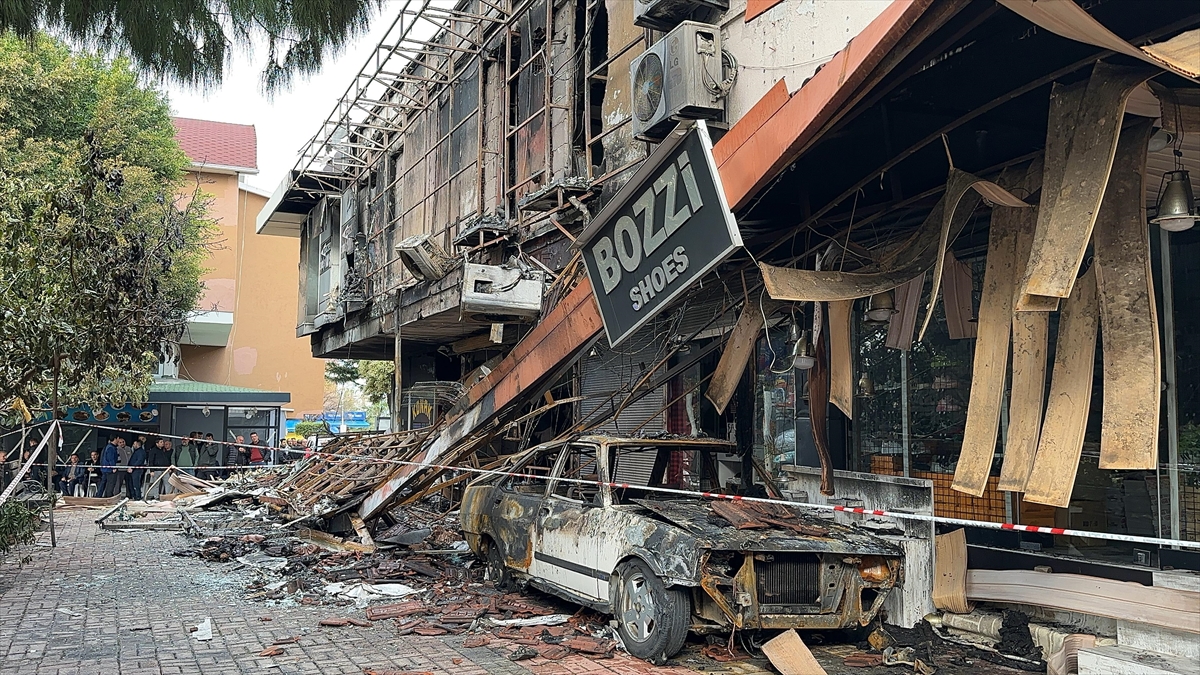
[612,558,690,665]
[484,539,513,591]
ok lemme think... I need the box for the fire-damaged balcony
[305,259,546,360]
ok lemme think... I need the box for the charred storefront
[258,0,1200,659]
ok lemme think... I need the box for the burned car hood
[629,499,902,556]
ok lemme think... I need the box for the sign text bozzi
[591,149,703,310]
[578,121,741,347]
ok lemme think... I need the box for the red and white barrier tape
[56,420,1200,550]
[0,421,59,506]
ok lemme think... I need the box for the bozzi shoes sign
[577,120,741,347]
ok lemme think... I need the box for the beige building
[173,117,325,420]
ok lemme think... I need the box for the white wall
[720,0,891,122]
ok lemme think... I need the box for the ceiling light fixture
[1153,170,1198,232]
[865,290,898,323]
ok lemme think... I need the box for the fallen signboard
[577,120,741,347]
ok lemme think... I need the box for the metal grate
[755,553,822,606]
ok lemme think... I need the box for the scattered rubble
[136,458,633,667]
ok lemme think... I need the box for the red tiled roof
[172,117,258,172]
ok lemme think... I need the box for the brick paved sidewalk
[0,511,769,675]
[0,511,1030,675]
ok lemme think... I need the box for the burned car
[461,437,903,663]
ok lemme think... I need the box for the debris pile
[172,499,627,664]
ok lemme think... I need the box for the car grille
[756,553,822,606]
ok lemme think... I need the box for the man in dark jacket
[57,454,86,496]
[196,432,219,480]
[248,432,266,466]
[146,438,172,499]
[22,438,46,485]
[127,439,147,500]
[225,436,247,477]
[85,450,103,497]
[99,437,122,497]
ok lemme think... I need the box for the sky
[165,12,398,194]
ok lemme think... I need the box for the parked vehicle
[460,436,903,663]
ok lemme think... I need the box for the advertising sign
[578,120,740,347]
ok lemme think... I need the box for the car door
[532,444,607,601]
[487,446,561,575]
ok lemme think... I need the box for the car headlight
[857,557,890,583]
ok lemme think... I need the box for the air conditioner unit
[396,234,455,282]
[634,0,729,31]
[460,263,544,323]
[630,21,724,142]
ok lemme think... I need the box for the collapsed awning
[256,169,348,237]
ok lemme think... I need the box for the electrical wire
[701,49,739,98]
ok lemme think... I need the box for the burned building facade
[261,0,1200,625]
[258,0,887,434]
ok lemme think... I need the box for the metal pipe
[1161,230,1181,544]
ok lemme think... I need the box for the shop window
[753,328,810,482]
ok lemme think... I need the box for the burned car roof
[629,499,902,557]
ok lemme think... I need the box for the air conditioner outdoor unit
[396,234,455,282]
[629,21,724,142]
[633,0,729,31]
[460,263,544,323]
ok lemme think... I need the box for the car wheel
[613,558,690,664]
[484,539,513,591]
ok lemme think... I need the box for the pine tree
[0,1,380,92]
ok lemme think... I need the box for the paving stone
[0,511,776,675]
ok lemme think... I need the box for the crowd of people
[2,430,305,500]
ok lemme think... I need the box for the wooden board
[953,167,1023,496]
[60,496,123,508]
[705,302,765,415]
[918,170,991,341]
[999,312,1050,492]
[1017,63,1154,305]
[1141,28,1200,80]
[1023,267,1099,508]
[762,629,827,675]
[965,569,1200,634]
[760,181,980,303]
[885,273,924,351]
[941,252,977,340]
[917,173,1030,342]
[828,300,853,418]
[999,160,1049,492]
[1017,80,1083,310]
[933,528,974,614]
[998,1,1200,81]
[1093,120,1160,470]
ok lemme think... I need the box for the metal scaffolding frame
[288,0,513,186]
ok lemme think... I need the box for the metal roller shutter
[579,325,667,436]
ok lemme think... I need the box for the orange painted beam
[718,0,933,211]
[465,276,602,413]
[712,78,791,166]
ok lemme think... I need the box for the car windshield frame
[598,439,735,505]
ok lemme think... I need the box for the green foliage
[0,1,380,93]
[325,359,361,385]
[0,33,214,417]
[293,420,329,438]
[359,360,395,412]
[0,500,40,564]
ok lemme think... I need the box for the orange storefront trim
[718,0,934,211]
